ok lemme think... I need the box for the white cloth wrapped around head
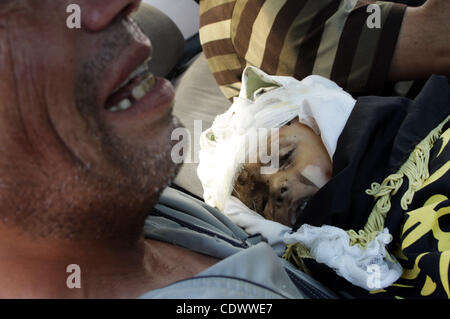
[197,67,403,291]
[197,66,356,211]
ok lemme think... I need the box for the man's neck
[0,226,218,298]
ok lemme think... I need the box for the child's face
[232,121,332,226]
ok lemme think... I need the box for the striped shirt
[199,0,407,100]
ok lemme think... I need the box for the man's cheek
[0,29,20,127]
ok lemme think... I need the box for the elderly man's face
[0,0,181,240]
[232,121,332,227]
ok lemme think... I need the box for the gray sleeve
[140,243,305,299]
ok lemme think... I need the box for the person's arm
[199,0,411,98]
[389,0,450,81]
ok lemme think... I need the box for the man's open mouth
[105,59,157,112]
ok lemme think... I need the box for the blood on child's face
[232,121,332,227]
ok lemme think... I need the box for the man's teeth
[115,59,151,92]
[132,75,156,100]
[108,75,157,112]
[119,99,132,110]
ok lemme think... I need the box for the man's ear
[241,66,281,101]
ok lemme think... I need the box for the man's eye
[279,148,294,168]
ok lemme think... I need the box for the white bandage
[197,66,356,211]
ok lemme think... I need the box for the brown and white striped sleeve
[199,0,407,100]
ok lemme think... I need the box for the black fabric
[293,95,410,231]
[292,75,449,297]
[294,75,449,232]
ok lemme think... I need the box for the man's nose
[80,0,141,32]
